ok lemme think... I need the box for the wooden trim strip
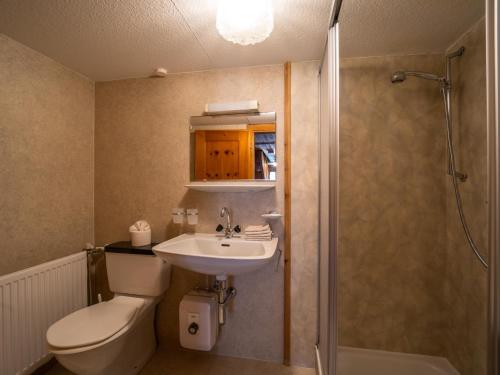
[284,61,292,365]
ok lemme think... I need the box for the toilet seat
[47,296,145,349]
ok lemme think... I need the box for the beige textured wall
[290,61,319,367]
[94,65,287,362]
[0,34,94,276]
[1,38,318,364]
[443,18,488,375]
[338,54,448,355]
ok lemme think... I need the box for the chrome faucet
[218,207,240,238]
[220,207,232,238]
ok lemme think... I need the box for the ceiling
[0,0,332,81]
[0,0,485,81]
[339,0,485,58]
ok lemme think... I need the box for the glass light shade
[216,0,274,46]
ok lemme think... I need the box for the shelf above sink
[185,181,275,193]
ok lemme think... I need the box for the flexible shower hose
[441,86,488,269]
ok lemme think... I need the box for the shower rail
[442,48,488,269]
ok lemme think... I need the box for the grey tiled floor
[42,346,316,375]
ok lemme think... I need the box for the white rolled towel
[129,220,151,232]
[129,220,151,246]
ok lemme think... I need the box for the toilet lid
[47,296,145,349]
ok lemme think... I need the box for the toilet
[46,249,171,375]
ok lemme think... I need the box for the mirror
[190,123,276,181]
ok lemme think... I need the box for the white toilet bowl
[47,296,156,375]
[46,247,171,375]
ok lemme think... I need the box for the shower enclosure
[390,47,489,269]
[317,0,500,374]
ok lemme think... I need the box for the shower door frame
[488,0,500,374]
[317,25,339,375]
[317,1,342,375]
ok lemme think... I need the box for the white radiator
[0,252,87,375]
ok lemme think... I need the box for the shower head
[390,71,446,84]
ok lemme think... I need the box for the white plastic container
[172,208,185,224]
[186,208,199,225]
[179,293,218,351]
[130,230,151,247]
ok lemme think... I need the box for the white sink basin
[152,233,278,277]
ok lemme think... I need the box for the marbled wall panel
[0,34,94,275]
[338,54,447,355]
[290,61,319,367]
[443,18,488,375]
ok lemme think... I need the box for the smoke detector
[153,67,168,77]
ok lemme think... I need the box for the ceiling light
[216,0,274,46]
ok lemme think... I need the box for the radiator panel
[0,253,87,375]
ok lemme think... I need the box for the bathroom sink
[152,233,278,277]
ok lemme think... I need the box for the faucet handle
[216,224,224,232]
[233,225,241,233]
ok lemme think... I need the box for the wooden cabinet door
[195,131,249,180]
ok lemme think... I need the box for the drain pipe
[215,275,237,325]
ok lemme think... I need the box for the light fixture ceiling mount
[216,0,274,46]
